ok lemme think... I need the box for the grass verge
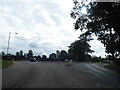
[0,59,14,68]
[0,59,2,68]
[15,60,29,61]
[104,63,120,71]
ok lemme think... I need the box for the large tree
[27,50,33,59]
[71,1,120,61]
[59,50,68,61]
[19,50,23,56]
[56,50,60,61]
[49,53,56,61]
[42,55,47,61]
[68,35,94,62]
[2,51,5,56]
[16,52,19,56]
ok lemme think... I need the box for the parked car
[30,57,36,62]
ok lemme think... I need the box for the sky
[0,0,106,57]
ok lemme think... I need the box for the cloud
[29,42,39,48]
[90,38,106,57]
[0,0,106,57]
[50,14,62,26]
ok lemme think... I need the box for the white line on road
[117,86,120,88]
[89,71,103,78]
[98,84,113,88]
[14,64,37,88]
[91,64,118,75]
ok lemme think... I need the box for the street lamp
[6,32,18,55]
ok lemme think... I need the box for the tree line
[1,50,69,61]
[1,46,106,63]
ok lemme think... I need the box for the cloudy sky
[0,0,106,57]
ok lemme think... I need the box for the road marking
[97,83,113,88]
[69,66,73,68]
[14,64,37,88]
[99,84,113,88]
[97,84,100,86]
[89,71,103,78]
[117,86,120,88]
[91,64,118,75]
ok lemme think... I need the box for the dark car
[30,57,36,62]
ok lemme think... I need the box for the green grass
[104,62,120,70]
[15,60,29,61]
[1,59,14,68]
[0,59,2,68]
[0,59,29,68]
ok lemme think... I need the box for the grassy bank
[0,59,14,68]
[15,60,29,61]
[0,59,2,68]
[0,59,29,68]
[104,62,120,71]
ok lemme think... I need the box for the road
[2,61,120,88]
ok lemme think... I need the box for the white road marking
[89,71,103,78]
[91,64,118,75]
[99,84,113,88]
[97,83,112,88]
[117,86,120,88]
[97,84,100,86]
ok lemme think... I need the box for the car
[30,57,36,62]
[67,60,73,66]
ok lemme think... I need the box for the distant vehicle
[67,60,73,66]
[65,59,68,62]
[30,57,36,62]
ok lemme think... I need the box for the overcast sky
[0,0,106,57]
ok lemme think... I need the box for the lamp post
[6,32,18,55]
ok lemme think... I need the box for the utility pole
[6,32,11,54]
[6,32,18,55]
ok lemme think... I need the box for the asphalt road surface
[2,61,120,88]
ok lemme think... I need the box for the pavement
[2,61,120,88]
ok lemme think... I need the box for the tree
[68,35,94,62]
[56,50,60,61]
[19,50,25,60]
[49,53,56,61]
[42,55,47,61]
[37,55,41,61]
[59,50,68,61]
[27,50,33,59]
[71,1,120,61]
[16,52,19,56]
[2,51,5,56]
[1,51,6,60]
[19,50,23,56]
